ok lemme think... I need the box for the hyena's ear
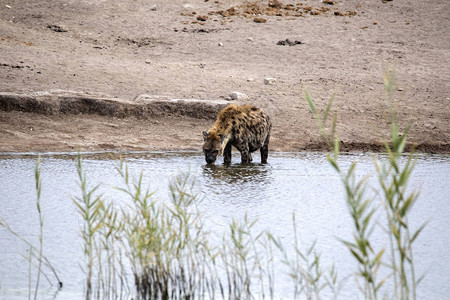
[219,134,227,143]
[202,131,208,141]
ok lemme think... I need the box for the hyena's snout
[205,153,218,164]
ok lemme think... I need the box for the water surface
[0,152,449,299]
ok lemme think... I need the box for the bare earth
[0,0,449,154]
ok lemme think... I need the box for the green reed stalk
[305,71,425,299]
[268,213,329,300]
[324,263,341,300]
[371,70,425,300]
[220,213,264,300]
[306,89,385,299]
[261,232,276,300]
[0,217,62,288]
[1,157,62,297]
[33,156,43,300]
[73,154,105,300]
[28,247,32,300]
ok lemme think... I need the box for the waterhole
[1,152,449,299]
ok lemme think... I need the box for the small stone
[264,78,277,85]
[369,86,374,90]
[218,42,223,46]
[145,59,151,64]
[277,39,302,46]
[197,15,208,21]
[47,24,68,32]
[151,5,158,11]
[229,91,248,100]
[247,37,254,41]
[253,17,267,23]
[398,87,404,91]
[247,78,254,82]
[5,5,12,9]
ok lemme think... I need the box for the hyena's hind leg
[260,132,270,164]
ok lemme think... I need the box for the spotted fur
[202,104,272,164]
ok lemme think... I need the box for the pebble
[247,78,254,82]
[253,17,267,23]
[47,24,68,32]
[229,91,248,100]
[218,42,223,47]
[247,37,254,41]
[264,78,277,85]
[398,87,404,91]
[197,15,208,22]
[151,5,158,11]
[5,5,11,9]
[145,59,151,64]
[277,39,302,46]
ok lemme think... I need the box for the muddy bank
[0,91,448,154]
[0,91,228,119]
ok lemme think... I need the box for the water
[0,152,449,299]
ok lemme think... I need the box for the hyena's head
[202,131,227,164]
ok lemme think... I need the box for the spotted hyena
[202,104,272,164]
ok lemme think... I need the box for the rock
[264,78,277,85]
[277,39,302,46]
[197,15,208,21]
[247,37,254,41]
[151,5,158,11]
[398,87,404,91]
[218,42,223,47]
[145,59,151,64]
[247,78,254,82]
[229,92,248,100]
[253,17,267,23]
[47,24,68,32]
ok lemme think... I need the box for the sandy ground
[0,0,449,154]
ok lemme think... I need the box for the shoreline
[1,91,449,154]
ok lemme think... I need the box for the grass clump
[305,70,425,299]
[268,213,334,300]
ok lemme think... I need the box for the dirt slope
[0,0,449,153]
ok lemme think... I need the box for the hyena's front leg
[223,142,232,164]
[236,143,251,164]
[260,132,270,164]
